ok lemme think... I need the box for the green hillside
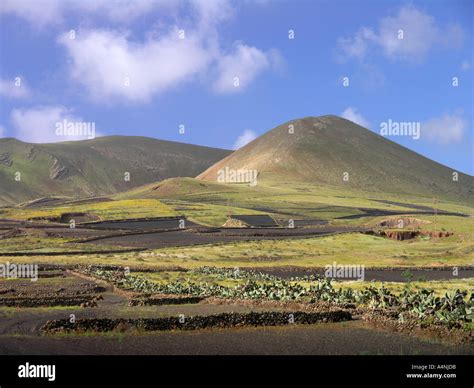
[0,136,230,206]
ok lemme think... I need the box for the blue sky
[0,0,472,174]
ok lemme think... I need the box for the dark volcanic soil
[337,208,467,220]
[84,226,364,249]
[81,217,199,230]
[0,321,471,355]
[0,270,472,355]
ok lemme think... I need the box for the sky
[0,0,472,174]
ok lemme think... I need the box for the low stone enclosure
[0,295,102,307]
[368,217,452,240]
[368,229,453,241]
[128,295,205,306]
[0,268,106,307]
[41,310,352,333]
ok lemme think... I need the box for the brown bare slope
[198,115,473,205]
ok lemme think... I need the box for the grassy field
[1,198,176,221]
[333,278,474,296]
[4,224,472,269]
[3,176,472,227]
[0,235,129,253]
[160,199,267,226]
[114,178,474,226]
[1,178,472,271]
[140,230,473,269]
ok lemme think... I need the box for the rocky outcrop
[0,153,12,167]
[424,231,453,238]
[222,218,248,228]
[370,229,453,241]
[25,147,36,161]
[49,158,69,180]
[383,230,419,240]
[376,217,431,228]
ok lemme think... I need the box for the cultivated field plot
[0,263,472,355]
[0,269,105,307]
[84,225,365,249]
[0,173,472,356]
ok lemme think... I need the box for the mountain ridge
[0,136,231,206]
[198,115,473,204]
[2,116,472,207]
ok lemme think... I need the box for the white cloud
[57,1,281,102]
[376,6,438,61]
[422,111,466,144]
[58,28,214,102]
[74,0,174,23]
[336,28,376,62]
[213,44,281,94]
[461,60,471,71]
[0,0,176,28]
[341,107,370,129]
[0,0,62,28]
[0,125,5,138]
[193,0,234,25]
[0,78,31,99]
[233,129,257,149]
[337,6,464,63]
[2,0,280,102]
[10,105,100,143]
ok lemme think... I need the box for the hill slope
[113,177,236,199]
[198,115,473,204]
[0,136,230,205]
